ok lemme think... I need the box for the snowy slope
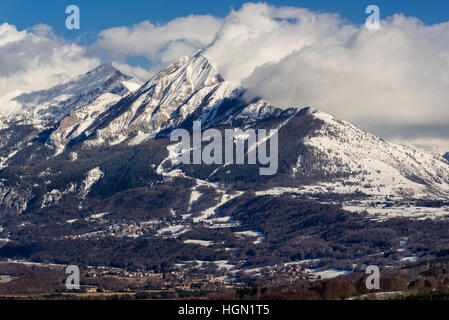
[0,63,139,122]
[76,50,238,146]
[49,93,123,155]
[292,109,449,199]
[73,50,281,147]
[0,90,23,118]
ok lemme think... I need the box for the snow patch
[183,240,214,247]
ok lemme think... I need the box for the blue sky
[1,0,448,66]
[1,0,448,42]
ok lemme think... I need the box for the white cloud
[90,15,221,69]
[205,3,357,84]
[392,137,449,156]
[0,23,100,96]
[197,3,449,131]
[237,12,449,129]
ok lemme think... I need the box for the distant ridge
[0,62,139,122]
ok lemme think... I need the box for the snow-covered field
[399,256,419,263]
[183,239,214,247]
[157,225,190,238]
[344,204,449,220]
[255,186,449,220]
[349,291,404,300]
[234,230,265,244]
[188,188,202,212]
[90,212,110,220]
[193,192,243,224]
[304,268,353,280]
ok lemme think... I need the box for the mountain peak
[70,61,131,87]
[64,50,241,147]
[89,61,114,71]
[82,62,127,79]
[140,50,224,95]
[121,49,233,127]
[0,63,135,122]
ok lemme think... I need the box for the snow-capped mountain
[55,50,281,148]
[1,50,449,219]
[294,109,449,199]
[0,62,139,122]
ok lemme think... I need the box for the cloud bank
[231,7,449,130]
[0,23,99,96]
[90,15,222,72]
